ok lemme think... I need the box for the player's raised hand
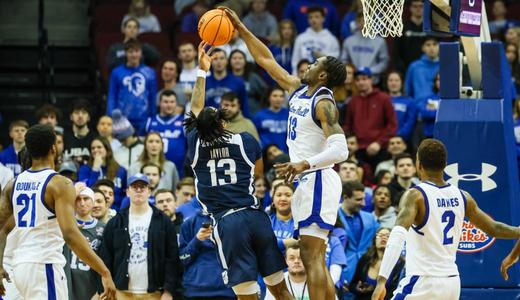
[0,267,10,296]
[274,161,310,183]
[99,273,116,300]
[219,7,242,28]
[198,41,216,72]
[501,253,518,281]
[371,283,386,300]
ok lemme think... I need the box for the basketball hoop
[361,0,405,39]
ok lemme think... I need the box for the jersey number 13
[207,159,237,186]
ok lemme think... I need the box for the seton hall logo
[458,219,496,253]
[444,163,497,192]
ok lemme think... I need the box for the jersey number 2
[207,159,237,186]
[17,193,36,227]
[442,210,455,245]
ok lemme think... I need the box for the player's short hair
[307,6,325,16]
[154,188,175,199]
[417,138,447,172]
[93,179,115,191]
[322,56,347,88]
[184,108,232,146]
[124,38,142,51]
[342,180,365,198]
[141,162,162,174]
[24,124,56,159]
[176,177,194,190]
[297,59,311,70]
[159,89,178,102]
[123,17,140,28]
[35,104,61,121]
[17,146,32,171]
[393,152,414,167]
[221,91,239,103]
[9,120,29,131]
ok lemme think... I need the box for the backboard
[424,0,484,36]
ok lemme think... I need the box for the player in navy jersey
[225,7,349,300]
[184,42,293,300]
[144,89,187,176]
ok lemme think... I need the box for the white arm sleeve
[378,225,407,280]
[329,264,343,285]
[306,134,349,169]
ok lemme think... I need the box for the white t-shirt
[127,207,153,293]
[265,273,309,300]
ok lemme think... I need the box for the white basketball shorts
[12,263,68,300]
[391,275,460,300]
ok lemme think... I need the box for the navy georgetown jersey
[187,128,261,218]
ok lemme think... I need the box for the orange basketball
[197,9,235,46]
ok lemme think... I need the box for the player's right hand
[220,7,242,28]
[99,273,116,300]
[371,283,386,300]
[501,253,518,281]
[0,267,10,296]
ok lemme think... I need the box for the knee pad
[263,270,285,286]
[232,281,260,295]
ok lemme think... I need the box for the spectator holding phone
[179,212,236,300]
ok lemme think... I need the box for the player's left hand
[160,290,173,300]
[0,267,10,296]
[371,283,386,300]
[274,161,310,183]
[198,41,216,72]
[501,253,518,281]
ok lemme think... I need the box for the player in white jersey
[372,139,520,300]
[224,8,349,300]
[0,124,116,300]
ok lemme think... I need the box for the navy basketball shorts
[212,208,286,287]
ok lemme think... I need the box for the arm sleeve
[378,225,407,279]
[330,264,343,285]
[306,134,349,169]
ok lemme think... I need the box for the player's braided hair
[184,107,232,146]
[323,56,347,89]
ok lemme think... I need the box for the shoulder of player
[404,187,424,207]
[47,174,75,193]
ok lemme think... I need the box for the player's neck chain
[288,278,307,300]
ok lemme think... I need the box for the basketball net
[361,0,405,38]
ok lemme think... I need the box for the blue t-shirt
[253,108,289,152]
[107,64,158,129]
[391,95,418,141]
[270,214,295,252]
[78,164,127,210]
[0,145,21,176]
[145,114,187,177]
[418,93,440,138]
[187,128,261,218]
[205,73,250,118]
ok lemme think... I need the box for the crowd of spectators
[1,0,520,299]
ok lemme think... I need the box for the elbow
[338,147,349,163]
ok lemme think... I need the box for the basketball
[197,9,235,46]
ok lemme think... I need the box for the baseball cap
[128,173,150,186]
[78,187,95,200]
[354,67,372,77]
[59,161,77,173]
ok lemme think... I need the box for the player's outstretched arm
[0,182,14,296]
[190,41,214,117]
[221,7,301,94]
[50,176,116,300]
[372,189,421,300]
[464,191,520,239]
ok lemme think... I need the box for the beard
[289,270,306,277]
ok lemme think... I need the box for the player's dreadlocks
[323,56,347,89]
[184,107,232,146]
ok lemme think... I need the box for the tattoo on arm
[395,189,420,229]
[317,100,344,137]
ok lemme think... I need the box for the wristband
[197,69,207,78]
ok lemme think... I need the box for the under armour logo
[444,163,497,192]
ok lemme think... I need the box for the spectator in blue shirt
[78,136,127,210]
[405,37,440,101]
[340,0,362,40]
[283,0,340,35]
[418,73,440,139]
[181,0,209,33]
[385,71,417,142]
[145,90,187,177]
[337,180,379,284]
[107,39,158,131]
[253,86,289,152]
[205,48,250,117]
[269,182,298,254]
[0,120,28,176]
[489,0,520,35]
[266,20,297,84]
[179,212,236,299]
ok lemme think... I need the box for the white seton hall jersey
[406,182,466,277]
[10,169,65,266]
[287,85,335,169]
